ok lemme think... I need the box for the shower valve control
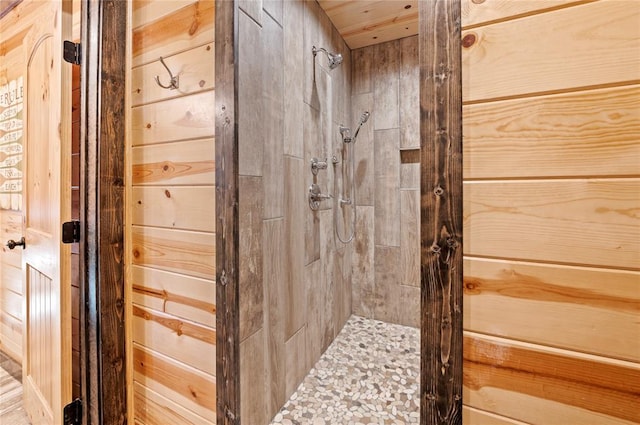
[311,157,328,175]
[309,183,332,211]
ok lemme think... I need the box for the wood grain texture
[80,1,127,423]
[420,0,463,423]
[318,0,418,49]
[133,344,216,421]
[132,138,215,185]
[400,189,420,288]
[238,176,264,341]
[131,186,216,232]
[283,156,305,340]
[133,381,214,425]
[131,43,215,107]
[372,40,400,130]
[261,13,284,219]
[461,0,593,29]
[463,406,530,425]
[131,226,216,280]
[215,0,240,422]
[131,90,215,146]
[461,0,640,102]
[132,0,215,67]
[400,35,419,149]
[132,304,216,375]
[464,333,640,424]
[374,128,400,247]
[463,179,640,269]
[132,0,197,29]
[464,257,640,362]
[131,265,215,328]
[463,85,640,179]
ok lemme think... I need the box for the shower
[333,111,370,243]
[312,46,343,70]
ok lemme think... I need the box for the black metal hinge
[63,40,81,65]
[63,398,82,425]
[62,221,80,244]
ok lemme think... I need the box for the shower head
[327,52,343,69]
[351,111,371,143]
[312,46,343,70]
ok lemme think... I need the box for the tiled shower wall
[237,1,353,423]
[352,36,421,328]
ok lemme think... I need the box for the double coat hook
[154,56,179,90]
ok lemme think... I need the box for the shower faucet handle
[309,183,332,210]
[311,157,328,175]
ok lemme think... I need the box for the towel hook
[154,56,179,90]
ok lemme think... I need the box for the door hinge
[63,398,82,425]
[63,40,81,65]
[62,221,81,244]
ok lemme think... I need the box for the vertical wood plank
[81,1,128,423]
[419,0,463,424]
[215,0,240,423]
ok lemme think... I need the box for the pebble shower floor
[270,315,420,425]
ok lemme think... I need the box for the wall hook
[154,56,179,90]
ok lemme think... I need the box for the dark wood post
[419,0,463,424]
[216,0,241,424]
[80,0,127,423]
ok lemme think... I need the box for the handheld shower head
[313,46,343,70]
[360,111,370,124]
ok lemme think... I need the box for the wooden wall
[236,1,353,423]
[351,35,420,329]
[129,1,216,424]
[461,0,640,423]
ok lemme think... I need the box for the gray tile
[373,40,400,131]
[352,206,375,319]
[262,13,284,219]
[374,245,401,324]
[239,176,264,341]
[263,218,286,418]
[352,93,374,206]
[374,129,401,247]
[400,36,420,149]
[240,328,266,424]
[238,11,264,176]
[239,0,262,25]
[284,156,306,339]
[283,0,304,158]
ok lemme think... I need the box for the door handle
[6,237,25,250]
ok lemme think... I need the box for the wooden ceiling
[318,0,419,49]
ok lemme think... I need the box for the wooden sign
[0,76,23,210]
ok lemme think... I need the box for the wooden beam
[215,0,240,424]
[419,0,463,424]
[80,0,127,423]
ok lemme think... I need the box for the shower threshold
[270,315,420,425]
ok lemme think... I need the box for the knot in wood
[430,244,441,255]
[446,237,458,249]
[434,186,444,196]
[220,270,228,286]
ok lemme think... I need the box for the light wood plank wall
[236,1,353,422]
[129,1,216,424]
[351,36,421,328]
[461,0,640,423]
